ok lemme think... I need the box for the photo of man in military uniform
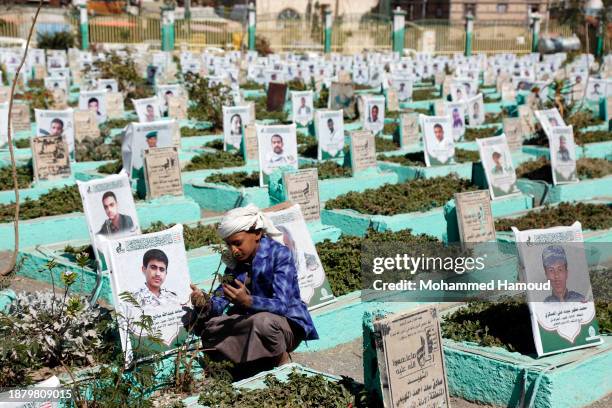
[132,248,180,307]
[97,191,135,236]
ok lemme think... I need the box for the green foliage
[0,185,83,223]
[441,297,535,353]
[241,80,263,90]
[84,51,154,105]
[102,118,131,130]
[0,290,113,387]
[464,127,497,141]
[97,159,123,175]
[378,148,479,166]
[516,157,612,181]
[314,87,329,109]
[287,79,308,91]
[411,88,439,101]
[317,229,449,296]
[495,202,612,231]
[184,72,234,129]
[144,221,222,250]
[325,175,476,215]
[566,110,604,128]
[13,138,30,149]
[205,171,260,188]
[63,244,97,269]
[14,85,53,116]
[483,112,504,125]
[75,137,122,162]
[198,370,359,408]
[483,93,500,103]
[205,139,224,150]
[375,136,399,152]
[442,297,612,353]
[301,161,352,180]
[0,164,33,191]
[575,130,612,144]
[180,126,206,137]
[298,140,318,158]
[184,151,245,171]
[382,122,398,135]
[254,96,289,122]
[36,31,75,50]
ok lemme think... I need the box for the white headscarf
[217,204,284,245]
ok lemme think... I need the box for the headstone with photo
[421,114,455,166]
[373,306,451,408]
[476,134,520,200]
[144,147,183,199]
[386,88,399,112]
[362,95,385,136]
[291,90,314,126]
[518,104,536,135]
[549,125,578,185]
[31,135,71,182]
[315,109,345,160]
[265,204,335,309]
[35,108,75,154]
[512,222,602,357]
[257,123,298,186]
[167,95,188,120]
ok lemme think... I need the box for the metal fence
[0,10,578,55]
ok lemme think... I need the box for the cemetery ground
[1,33,612,406]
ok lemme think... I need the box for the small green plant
[301,161,352,180]
[204,139,224,150]
[253,96,289,122]
[382,122,398,135]
[464,127,498,141]
[180,126,206,137]
[241,80,263,90]
[13,138,30,149]
[144,221,223,250]
[314,87,329,109]
[205,171,260,188]
[495,202,612,231]
[184,151,245,171]
[325,175,476,215]
[102,118,132,130]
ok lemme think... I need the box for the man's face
[559,137,566,149]
[371,106,378,121]
[545,260,568,299]
[88,100,98,112]
[102,196,118,221]
[146,136,158,148]
[142,259,167,292]
[327,119,334,132]
[231,116,241,133]
[50,121,63,136]
[146,106,154,119]
[271,136,283,154]
[300,97,306,107]
[434,126,444,142]
[226,230,262,263]
[492,154,502,165]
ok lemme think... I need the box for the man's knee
[250,312,283,334]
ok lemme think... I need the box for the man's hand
[223,279,252,308]
[190,283,210,309]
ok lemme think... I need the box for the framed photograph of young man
[222,105,250,153]
[78,172,140,271]
[315,109,345,160]
[512,222,601,357]
[477,134,520,200]
[132,97,162,123]
[105,224,192,362]
[79,89,108,124]
[291,90,314,127]
[257,123,298,187]
[549,125,578,185]
[362,95,385,136]
[420,115,455,166]
[35,108,75,155]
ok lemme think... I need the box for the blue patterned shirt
[210,236,319,340]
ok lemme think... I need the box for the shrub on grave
[495,202,612,232]
[0,185,83,223]
[325,175,477,216]
[378,148,479,166]
[184,73,234,130]
[184,151,245,171]
[0,164,33,191]
[516,157,612,182]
